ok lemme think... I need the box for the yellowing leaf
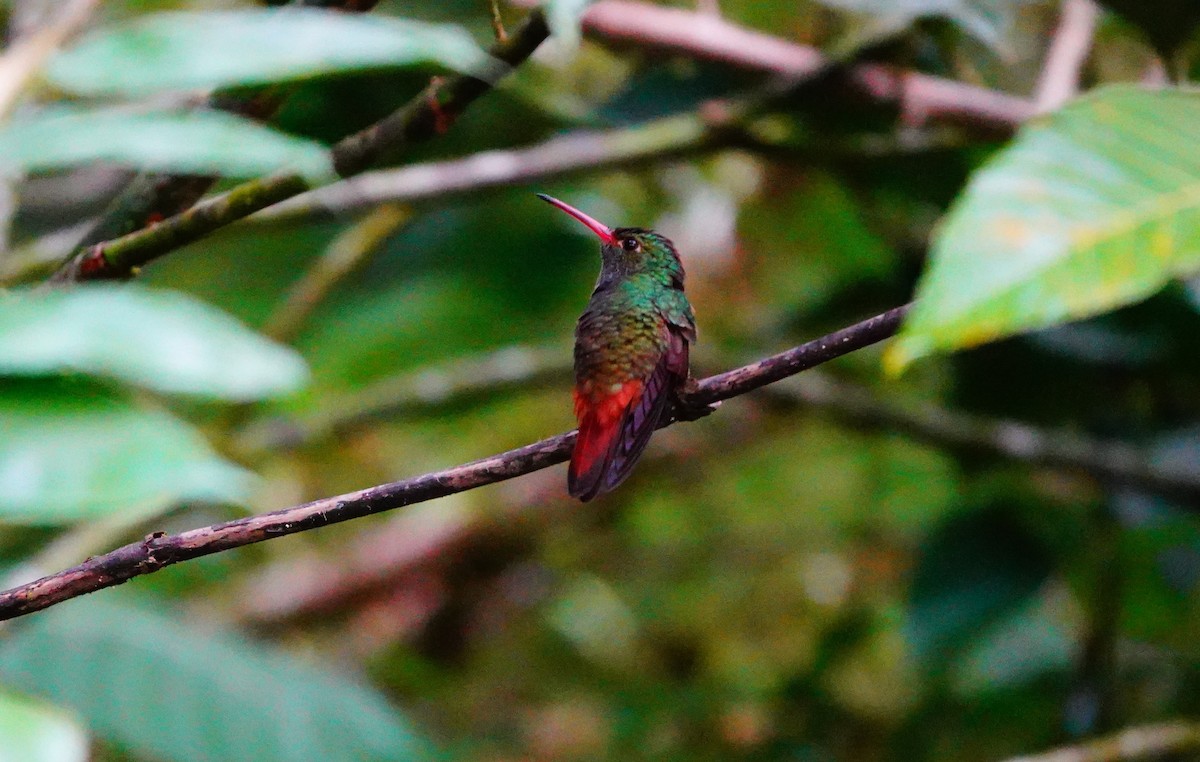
[889,86,1200,372]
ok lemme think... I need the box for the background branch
[262,112,719,220]
[766,374,1200,499]
[48,7,550,282]
[0,304,908,622]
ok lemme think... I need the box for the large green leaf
[0,107,331,179]
[0,598,433,762]
[888,86,1200,371]
[0,286,307,400]
[0,688,88,762]
[49,10,490,96]
[0,380,251,524]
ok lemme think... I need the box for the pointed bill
[537,193,616,244]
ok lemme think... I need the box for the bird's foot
[672,378,720,422]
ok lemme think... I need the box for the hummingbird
[538,194,697,502]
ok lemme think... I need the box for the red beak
[537,194,616,245]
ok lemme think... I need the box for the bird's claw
[673,378,719,421]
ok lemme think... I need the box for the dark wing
[598,324,691,495]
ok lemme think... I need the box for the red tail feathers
[569,381,643,501]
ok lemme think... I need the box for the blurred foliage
[0,0,1199,761]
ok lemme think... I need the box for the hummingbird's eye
[621,237,640,252]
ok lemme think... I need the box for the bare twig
[514,0,1034,130]
[0,304,908,622]
[1034,0,1100,113]
[238,357,1200,625]
[49,8,551,282]
[1002,721,1200,762]
[262,203,410,342]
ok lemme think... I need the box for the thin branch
[262,112,719,220]
[1034,0,1100,113]
[514,0,1034,131]
[0,304,908,622]
[262,203,410,342]
[239,359,1200,625]
[249,338,1200,498]
[49,8,551,282]
[1002,721,1200,762]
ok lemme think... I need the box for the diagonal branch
[0,304,908,622]
[49,7,550,282]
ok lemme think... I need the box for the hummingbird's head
[537,194,683,286]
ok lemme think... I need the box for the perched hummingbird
[538,194,697,502]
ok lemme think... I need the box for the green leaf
[0,380,252,524]
[0,688,88,762]
[0,286,307,401]
[888,86,1200,371]
[0,598,434,762]
[544,0,597,49]
[49,9,491,96]
[0,107,331,180]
